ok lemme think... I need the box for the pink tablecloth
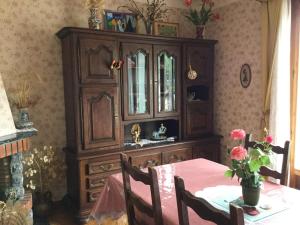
[91,158,300,225]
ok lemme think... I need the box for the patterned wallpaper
[0,0,264,199]
[0,0,193,200]
[206,0,264,163]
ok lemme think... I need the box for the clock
[187,65,197,80]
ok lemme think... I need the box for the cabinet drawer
[131,153,162,169]
[162,148,192,164]
[193,144,219,162]
[86,175,108,189]
[87,159,120,175]
[87,189,103,203]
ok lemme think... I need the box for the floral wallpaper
[0,0,264,199]
[0,0,194,200]
[206,0,264,164]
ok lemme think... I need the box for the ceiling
[135,0,240,9]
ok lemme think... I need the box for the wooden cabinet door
[193,143,220,162]
[154,45,181,117]
[79,37,118,84]
[184,45,213,83]
[162,148,192,164]
[186,102,212,137]
[121,43,153,120]
[81,86,120,150]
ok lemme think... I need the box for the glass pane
[158,52,176,112]
[127,51,148,115]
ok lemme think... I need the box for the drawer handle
[141,160,159,168]
[169,154,183,163]
[90,178,106,188]
[98,163,114,172]
[89,191,101,202]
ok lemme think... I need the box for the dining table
[90,158,300,225]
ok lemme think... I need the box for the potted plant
[22,146,64,223]
[120,0,168,35]
[184,0,220,38]
[224,129,273,206]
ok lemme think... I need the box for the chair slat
[174,176,244,225]
[244,134,290,185]
[120,153,164,225]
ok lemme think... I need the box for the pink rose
[184,0,192,6]
[230,129,246,140]
[264,135,273,144]
[230,146,248,161]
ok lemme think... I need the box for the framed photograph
[104,10,137,33]
[154,22,179,37]
[240,64,252,88]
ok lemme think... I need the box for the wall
[0,0,194,200]
[206,0,264,163]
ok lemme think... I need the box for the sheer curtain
[268,0,291,174]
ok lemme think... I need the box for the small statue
[152,123,167,140]
[131,124,141,144]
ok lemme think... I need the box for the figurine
[152,123,167,140]
[131,124,141,144]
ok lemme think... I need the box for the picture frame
[240,64,252,88]
[104,10,137,33]
[154,22,179,37]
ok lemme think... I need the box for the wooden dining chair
[244,134,290,185]
[120,153,163,225]
[174,176,244,225]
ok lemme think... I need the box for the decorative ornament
[187,65,197,80]
[131,124,141,144]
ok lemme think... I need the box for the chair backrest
[120,153,163,225]
[244,133,290,185]
[174,176,244,225]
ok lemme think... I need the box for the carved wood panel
[185,45,212,83]
[82,86,120,150]
[79,37,118,83]
[186,103,212,137]
[162,148,192,164]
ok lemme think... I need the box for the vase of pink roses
[225,129,273,206]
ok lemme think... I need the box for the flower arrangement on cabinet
[224,129,273,188]
[120,0,168,34]
[184,0,220,38]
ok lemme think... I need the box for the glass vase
[242,185,260,206]
[16,108,33,129]
[145,20,153,35]
[196,25,205,39]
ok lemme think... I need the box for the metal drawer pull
[90,178,106,188]
[96,163,114,172]
[89,191,101,202]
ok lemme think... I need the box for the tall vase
[145,20,153,35]
[242,185,260,206]
[196,25,205,39]
[88,8,101,30]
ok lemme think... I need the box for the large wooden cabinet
[57,27,220,222]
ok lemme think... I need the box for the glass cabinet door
[158,52,176,112]
[122,43,153,120]
[154,46,180,117]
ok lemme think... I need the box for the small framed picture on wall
[104,10,137,33]
[240,64,252,88]
[154,22,179,37]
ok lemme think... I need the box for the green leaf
[236,168,244,178]
[249,148,262,159]
[249,159,261,172]
[260,155,271,166]
[224,170,233,178]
